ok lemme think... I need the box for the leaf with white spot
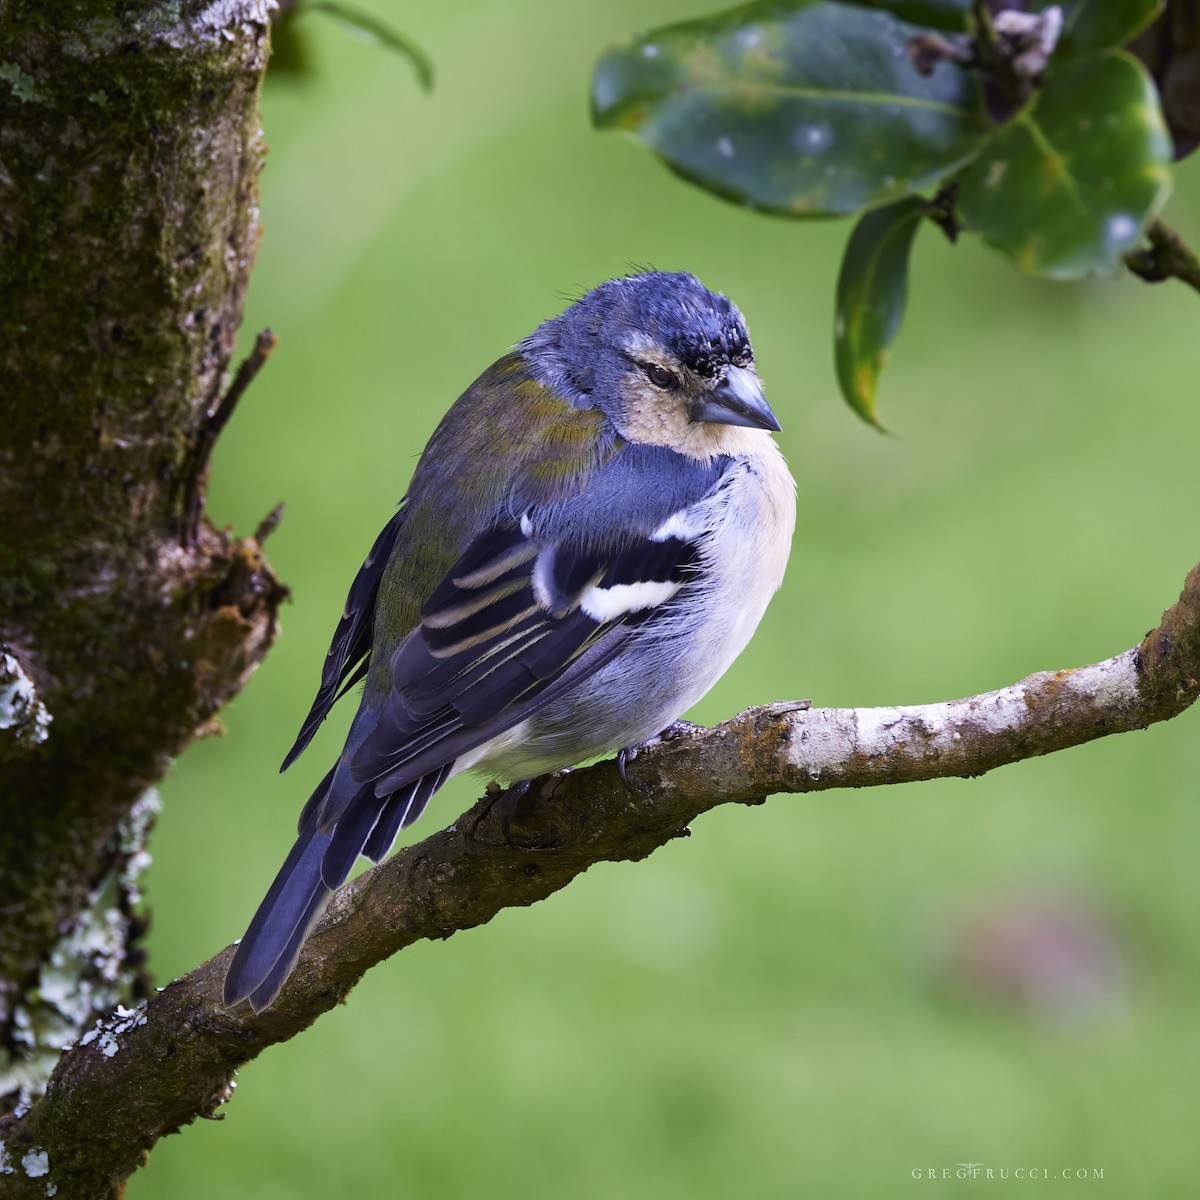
[592,0,989,217]
[834,195,929,428]
[957,50,1173,278]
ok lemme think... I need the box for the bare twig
[1125,219,1200,294]
[2,560,1198,1200]
[181,329,278,545]
[906,32,972,78]
[253,502,287,545]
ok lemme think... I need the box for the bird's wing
[280,504,407,771]
[227,483,713,1012]
[315,445,734,833]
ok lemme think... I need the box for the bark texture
[0,0,283,1107]
[0,560,1195,1200]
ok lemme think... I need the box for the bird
[223,270,796,1011]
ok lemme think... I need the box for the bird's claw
[617,720,706,792]
[657,719,705,741]
[617,745,635,791]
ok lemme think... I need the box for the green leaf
[592,0,989,218]
[957,51,1172,278]
[1032,0,1165,65]
[851,0,971,32]
[834,195,929,428]
[301,2,434,91]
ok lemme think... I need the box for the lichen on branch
[0,650,51,761]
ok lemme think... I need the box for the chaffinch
[224,270,796,1010]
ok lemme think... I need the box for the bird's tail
[223,814,333,1013]
[224,763,451,1012]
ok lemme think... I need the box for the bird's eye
[643,363,678,390]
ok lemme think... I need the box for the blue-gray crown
[522,271,753,408]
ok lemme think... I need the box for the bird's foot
[658,718,706,742]
[617,720,706,792]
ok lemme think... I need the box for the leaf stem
[303,1,434,92]
[1124,218,1200,294]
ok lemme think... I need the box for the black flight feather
[281,505,407,772]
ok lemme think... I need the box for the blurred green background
[138,2,1200,1196]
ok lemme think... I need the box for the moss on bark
[0,0,284,1102]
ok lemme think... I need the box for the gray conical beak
[692,365,781,432]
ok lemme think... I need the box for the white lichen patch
[0,650,52,748]
[22,1150,48,1178]
[118,787,162,904]
[77,1003,149,1062]
[163,0,277,47]
[0,791,158,1108]
[785,650,1140,772]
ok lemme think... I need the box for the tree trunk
[0,0,282,1109]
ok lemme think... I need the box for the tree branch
[1124,219,1200,294]
[2,560,1196,1198]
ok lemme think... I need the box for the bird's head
[522,271,780,454]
